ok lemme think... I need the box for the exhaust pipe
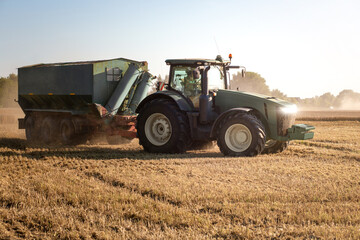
[199,66,210,124]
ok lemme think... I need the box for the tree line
[0,74,18,108]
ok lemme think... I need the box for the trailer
[18,57,153,145]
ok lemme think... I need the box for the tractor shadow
[0,137,225,160]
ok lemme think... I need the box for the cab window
[208,65,225,90]
[170,66,202,107]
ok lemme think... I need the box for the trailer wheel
[60,118,77,145]
[262,140,289,154]
[217,113,266,157]
[40,117,59,144]
[137,99,190,153]
[25,115,40,143]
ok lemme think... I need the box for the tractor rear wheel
[262,140,289,154]
[136,99,190,153]
[217,113,266,157]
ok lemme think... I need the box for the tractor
[136,55,314,156]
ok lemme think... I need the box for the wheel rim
[265,139,277,148]
[224,124,252,152]
[144,113,172,146]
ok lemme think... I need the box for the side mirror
[193,69,200,79]
[241,69,246,78]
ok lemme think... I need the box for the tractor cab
[165,55,244,108]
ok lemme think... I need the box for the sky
[0,0,359,98]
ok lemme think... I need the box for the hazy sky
[0,0,359,98]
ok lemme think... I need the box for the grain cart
[136,55,315,156]
[18,58,152,145]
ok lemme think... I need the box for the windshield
[169,65,225,93]
[170,66,202,97]
[208,65,225,90]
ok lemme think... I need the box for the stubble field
[0,109,360,239]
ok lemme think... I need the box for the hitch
[286,124,315,140]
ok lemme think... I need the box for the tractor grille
[277,111,296,136]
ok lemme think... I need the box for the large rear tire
[217,113,266,157]
[262,140,289,154]
[136,99,190,153]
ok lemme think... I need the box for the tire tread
[136,98,190,153]
[217,112,266,157]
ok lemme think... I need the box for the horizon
[1,0,359,98]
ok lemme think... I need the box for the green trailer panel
[18,58,148,115]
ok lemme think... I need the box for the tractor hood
[215,89,296,113]
[214,89,312,141]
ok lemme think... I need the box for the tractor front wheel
[217,113,266,157]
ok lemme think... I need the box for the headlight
[280,105,297,114]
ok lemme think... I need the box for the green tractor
[136,55,314,156]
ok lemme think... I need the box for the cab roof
[165,58,230,66]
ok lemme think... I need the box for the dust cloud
[0,108,25,139]
[0,74,25,138]
[339,97,360,110]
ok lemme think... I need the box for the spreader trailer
[18,58,152,145]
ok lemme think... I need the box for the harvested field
[297,110,360,121]
[1,111,360,239]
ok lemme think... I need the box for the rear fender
[210,108,253,138]
[135,91,193,113]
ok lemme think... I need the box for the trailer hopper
[18,57,153,145]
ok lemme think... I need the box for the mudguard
[210,108,253,138]
[135,90,193,113]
